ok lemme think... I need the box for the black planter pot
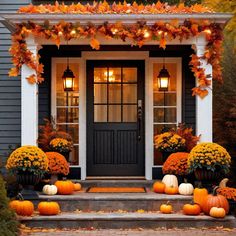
[228,200,236,216]
[161,152,174,163]
[59,151,70,162]
[17,171,42,186]
[194,169,222,181]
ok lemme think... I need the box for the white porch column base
[21,39,38,146]
[196,40,213,142]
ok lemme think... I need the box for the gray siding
[0,0,30,157]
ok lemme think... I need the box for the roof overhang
[0,12,233,33]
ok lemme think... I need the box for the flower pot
[228,200,236,216]
[59,151,70,162]
[16,171,42,186]
[161,151,174,163]
[194,169,221,181]
[50,174,58,184]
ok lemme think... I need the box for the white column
[21,38,38,146]
[195,40,213,142]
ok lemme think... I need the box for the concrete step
[19,212,236,229]
[75,180,155,188]
[32,191,192,212]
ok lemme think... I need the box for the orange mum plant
[45,152,69,176]
[217,187,236,201]
[162,152,189,176]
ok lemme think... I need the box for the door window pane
[57,108,79,123]
[123,68,137,82]
[108,105,121,122]
[94,84,107,103]
[94,68,107,82]
[108,68,121,82]
[154,93,176,106]
[58,124,79,144]
[123,84,137,103]
[123,105,137,122]
[109,84,121,103]
[94,105,107,122]
[154,108,176,123]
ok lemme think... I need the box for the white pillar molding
[21,37,39,146]
[195,37,213,142]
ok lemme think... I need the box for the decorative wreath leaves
[9,1,224,98]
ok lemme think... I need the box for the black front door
[87,60,145,176]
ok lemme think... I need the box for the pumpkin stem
[196,181,203,188]
[213,186,219,196]
[184,178,188,183]
[17,193,24,201]
[166,201,171,205]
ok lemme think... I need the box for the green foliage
[0,175,18,236]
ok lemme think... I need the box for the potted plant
[6,146,48,187]
[154,132,186,162]
[188,142,231,181]
[45,152,70,183]
[162,152,190,182]
[49,138,73,161]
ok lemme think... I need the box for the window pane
[154,108,176,123]
[153,124,177,136]
[58,124,79,144]
[123,84,137,103]
[109,84,121,104]
[69,145,79,165]
[94,84,107,103]
[94,105,107,122]
[57,108,79,123]
[94,68,107,82]
[123,105,137,122]
[123,68,137,82]
[108,68,121,82]
[108,105,121,122]
[56,92,79,106]
[153,93,176,106]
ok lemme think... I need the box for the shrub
[162,152,189,175]
[0,174,18,236]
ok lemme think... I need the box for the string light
[70,29,76,35]
[204,29,212,34]
[144,30,150,38]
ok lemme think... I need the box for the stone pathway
[19,227,236,236]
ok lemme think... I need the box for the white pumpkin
[178,182,194,195]
[162,175,178,188]
[43,184,58,195]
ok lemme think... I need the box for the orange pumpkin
[38,201,60,215]
[15,200,34,216]
[193,187,208,210]
[55,180,74,195]
[153,181,165,193]
[164,185,178,195]
[160,201,173,214]
[202,187,229,215]
[73,183,82,191]
[183,203,201,215]
[9,200,20,211]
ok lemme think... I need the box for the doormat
[87,187,146,193]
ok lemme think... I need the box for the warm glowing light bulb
[112,28,118,35]
[70,29,76,35]
[158,30,163,35]
[58,31,63,36]
[144,30,150,38]
[204,29,212,34]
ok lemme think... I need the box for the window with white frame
[52,58,80,165]
[152,59,182,165]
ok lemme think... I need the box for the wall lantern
[62,65,75,92]
[157,65,170,91]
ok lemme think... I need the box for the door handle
[137,100,142,141]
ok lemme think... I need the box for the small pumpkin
[55,180,74,195]
[183,203,201,215]
[43,184,57,195]
[178,179,194,195]
[38,201,60,215]
[209,207,226,218]
[160,201,173,214]
[162,174,178,188]
[165,185,178,195]
[153,181,165,193]
[202,187,229,215]
[73,183,82,191]
[9,200,20,211]
[193,187,208,210]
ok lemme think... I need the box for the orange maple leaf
[27,74,37,84]
[160,37,166,49]
[90,38,100,50]
[8,67,19,77]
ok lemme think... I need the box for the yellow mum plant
[49,138,73,153]
[6,146,48,175]
[154,132,186,152]
[188,142,231,174]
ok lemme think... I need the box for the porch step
[19,212,236,229]
[75,179,155,188]
[32,191,192,212]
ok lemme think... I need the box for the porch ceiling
[0,12,233,32]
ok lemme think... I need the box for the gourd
[193,187,208,210]
[164,185,178,195]
[178,179,194,195]
[73,183,82,191]
[9,194,34,216]
[160,201,173,214]
[183,203,201,215]
[153,181,166,193]
[162,175,178,188]
[202,187,229,215]
[209,207,226,218]
[55,180,74,195]
[38,201,60,215]
[42,184,58,195]
[219,178,229,188]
